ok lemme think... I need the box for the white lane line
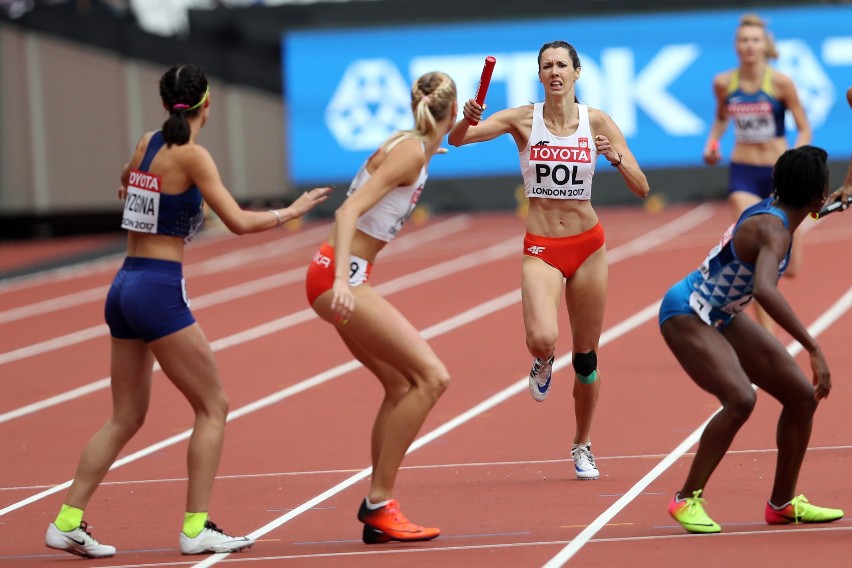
[0,205,712,422]
[0,237,515,423]
[0,216,469,324]
[32,524,847,568]
[6,444,848,493]
[0,206,712,521]
[0,217,472,363]
[0,224,242,293]
[192,299,663,568]
[0,289,519,517]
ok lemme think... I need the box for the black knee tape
[573,351,597,377]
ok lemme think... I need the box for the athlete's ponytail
[159,65,209,147]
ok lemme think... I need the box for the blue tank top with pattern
[685,197,790,327]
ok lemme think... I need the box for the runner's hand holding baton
[812,196,852,219]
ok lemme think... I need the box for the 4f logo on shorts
[527,245,546,255]
[313,251,331,268]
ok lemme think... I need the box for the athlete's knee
[430,368,451,399]
[111,411,146,438]
[383,380,410,405]
[195,390,229,422]
[573,351,598,384]
[797,395,818,417]
[785,386,818,417]
[212,393,229,420]
[724,389,756,424]
[419,362,450,401]
[526,329,557,360]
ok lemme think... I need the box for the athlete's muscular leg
[662,314,756,496]
[319,284,450,502]
[337,330,410,471]
[64,338,154,509]
[521,256,564,361]
[723,315,817,505]
[149,323,229,513]
[564,246,607,445]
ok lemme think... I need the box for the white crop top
[347,140,428,243]
[520,103,597,200]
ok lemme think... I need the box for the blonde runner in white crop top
[520,103,597,200]
[346,141,428,243]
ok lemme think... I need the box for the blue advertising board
[283,6,852,184]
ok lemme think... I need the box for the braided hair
[383,71,457,152]
[159,65,209,147]
[773,145,829,208]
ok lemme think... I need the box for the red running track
[1,203,851,567]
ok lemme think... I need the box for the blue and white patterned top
[685,198,790,327]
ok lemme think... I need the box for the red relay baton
[467,56,496,126]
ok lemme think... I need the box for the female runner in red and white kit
[307,71,457,544]
[449,40,649,481]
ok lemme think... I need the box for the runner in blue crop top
[122,130,204,241]
[47,64,330,559]
[702,13,811,332]
[659,146,841,535]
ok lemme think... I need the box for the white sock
[365,497,391,510]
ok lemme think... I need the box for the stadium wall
[0,22,292,237]
[1,1,850,237]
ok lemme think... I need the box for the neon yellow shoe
[765,495,844,525]
[668,489,721,534]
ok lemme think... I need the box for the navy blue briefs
[104,257,196,342]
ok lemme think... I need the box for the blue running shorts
[659,274,735,330]
[728,162,774,199]
[104,257,196,342]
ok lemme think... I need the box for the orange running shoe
[357,499,440,544]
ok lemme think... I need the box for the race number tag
[527,144,593,200]
[688,291,713,326]
[121,169,161,233]
[348,255,369,286]
[730,102,775,143]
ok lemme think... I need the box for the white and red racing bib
[121,169,162,234]
[526,143,594,199]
